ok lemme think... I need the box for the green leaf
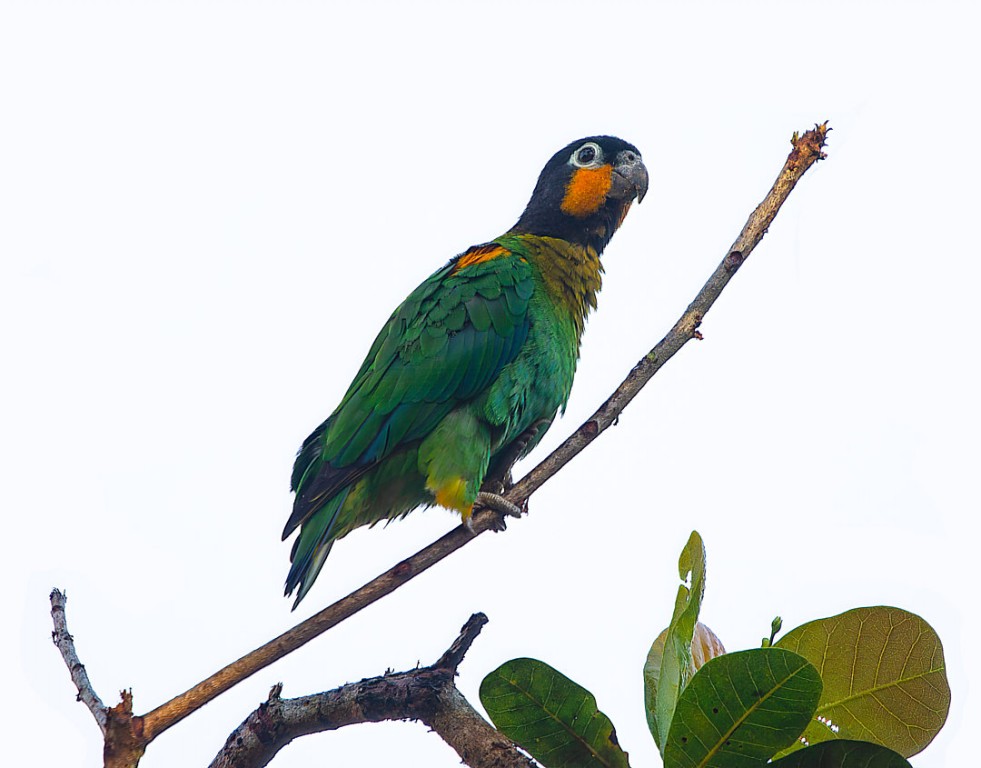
[645,531,707,752]
[663,648,822,768]
[480,657,630,768]
[769,739,912,767]
[775,606,950,758]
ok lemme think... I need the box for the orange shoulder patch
[560,165,613,218]
[453,243,509,272]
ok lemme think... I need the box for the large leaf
[769,739,912,767]
[662,648,822,768]
[480,657,629,768]
[775,606,950,758]
[645,531,707,751]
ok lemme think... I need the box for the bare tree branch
[51,123,829,765]
[50,589,108,734]
[210,614,535,768]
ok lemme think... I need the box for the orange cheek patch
[453,243,509,272]
[560,166,613,218]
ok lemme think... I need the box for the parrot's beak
[611,150,649,204]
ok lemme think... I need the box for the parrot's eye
[571,142,602,168]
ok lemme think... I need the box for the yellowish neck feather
[513,235,603,337]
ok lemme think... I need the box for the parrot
[283,135,648,607]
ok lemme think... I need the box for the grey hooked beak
[611,149,649,203]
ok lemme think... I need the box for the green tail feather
[285,487,350,608]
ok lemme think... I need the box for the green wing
[284,244,534,538]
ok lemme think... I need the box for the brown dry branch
[51,122,829,767]
[209,614,535,768]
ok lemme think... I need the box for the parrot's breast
[479,234,602,449]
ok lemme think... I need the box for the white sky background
[2,2,978,766]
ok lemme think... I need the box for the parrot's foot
[474,492,525,526]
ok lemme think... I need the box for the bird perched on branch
[283,136,648,607]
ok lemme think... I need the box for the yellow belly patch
[428,476,473,519]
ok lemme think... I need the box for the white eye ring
[570,142,603,169]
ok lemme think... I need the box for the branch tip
[790,121,831,165]
[435,613,489,672]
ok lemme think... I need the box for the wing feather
[289,243,534,531]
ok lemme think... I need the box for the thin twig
[434,612,489,671]
[50,589,108,734]
[210,614,534,768]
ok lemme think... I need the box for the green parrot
[283,136,648,606]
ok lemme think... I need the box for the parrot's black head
[510,136,648,252]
